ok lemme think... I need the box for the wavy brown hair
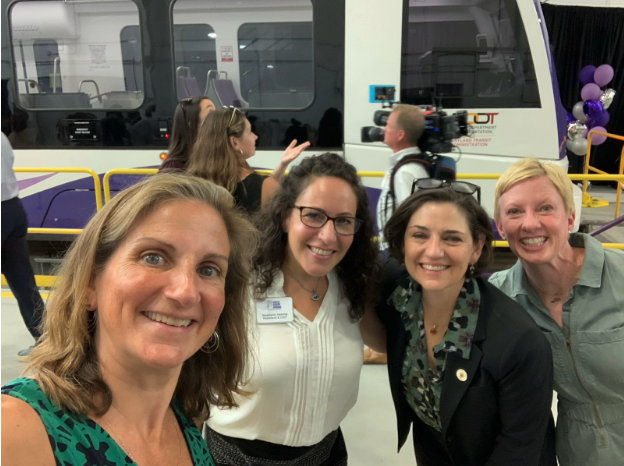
[27,174,259,421]
[253,152,381,320]
[187,107,250,193]
[383,188,493,278]
[160,96,211,169]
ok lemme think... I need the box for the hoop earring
[469,263,476,277]
[200,332,220,354]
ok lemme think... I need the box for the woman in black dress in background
[188,107,309,215]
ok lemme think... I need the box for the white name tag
[257,297,294,324]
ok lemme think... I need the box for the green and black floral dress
[390,278,480,431]
[2,377,215,466]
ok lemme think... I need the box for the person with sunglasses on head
[159,96,216,171]
[187,107,310,216]
[374,187,556,466]
[204,153,384,466]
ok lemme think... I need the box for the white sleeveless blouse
[207,270,364,446]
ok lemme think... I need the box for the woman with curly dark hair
[204,152,384,466]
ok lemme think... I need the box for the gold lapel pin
[456,369,468,382]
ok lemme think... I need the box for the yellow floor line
[1,292,49,299]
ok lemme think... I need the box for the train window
[173,24,218,100]
[172,0,314,110]
[400,0,540,109]
[120,27,143,93]
[33,40,60,94]
[9,0,145,110]
[238,22,314,109]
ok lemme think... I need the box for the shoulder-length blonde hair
[187,107,250,193]
[28,173,258,421]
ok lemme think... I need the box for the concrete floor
[580,185,624,243]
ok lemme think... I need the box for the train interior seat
[213,80,242,108]
[103,91,144,109]
[20,92,91,109]
[176,76,190,100]
[205,71,243,108]
[185,77,201,97]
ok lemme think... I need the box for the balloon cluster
[566,64,617,156]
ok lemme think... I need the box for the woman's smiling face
[496,176,575,265]
[282,176,357,280]
[403,202,483,296]
[87,199,230,371]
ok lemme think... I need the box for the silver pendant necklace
[283,268,323,301]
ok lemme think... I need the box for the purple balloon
[594,64,614,87]
[581,83,602,102]
[579,65,597,85]
[595,110,610,128]
[583,100,604,121]
[566,111,576,125]
[589,126,607,145]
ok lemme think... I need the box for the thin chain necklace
[283,267,324,301]
[529,255,583,304]
[100,407,182,466]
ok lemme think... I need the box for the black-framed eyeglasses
[294,206,363,236]
[411,178,482,204]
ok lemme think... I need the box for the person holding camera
[376,104,426,247]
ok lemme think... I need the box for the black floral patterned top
[2,377,215,465]
[390,278,480,432]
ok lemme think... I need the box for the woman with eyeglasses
[204,153,384,466]
[160,96,216,171]
[187,107,310,215]
[375,187,556,466]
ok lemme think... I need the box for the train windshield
[400,0,541,109]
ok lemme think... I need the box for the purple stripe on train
[18,173,58,191]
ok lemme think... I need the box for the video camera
[361,104,469,155]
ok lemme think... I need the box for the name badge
[257,297,294,324]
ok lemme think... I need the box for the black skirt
[204,425,348,466]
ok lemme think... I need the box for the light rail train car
[1,0,566,255]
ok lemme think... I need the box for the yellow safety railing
[3,168,624,298]
[583,130,624,218]
[15,167,102,236]
[17,168,624,249]
[1,274,55,298]
[102,168,158,203]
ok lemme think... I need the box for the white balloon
[572,101,588,123]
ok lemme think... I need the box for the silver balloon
[599,88,616,110]
[567,121,587,141]
[569,137,588,156]
[566,138,575,151]
[572,101,588,123]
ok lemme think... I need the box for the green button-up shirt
[490,233,624,466]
